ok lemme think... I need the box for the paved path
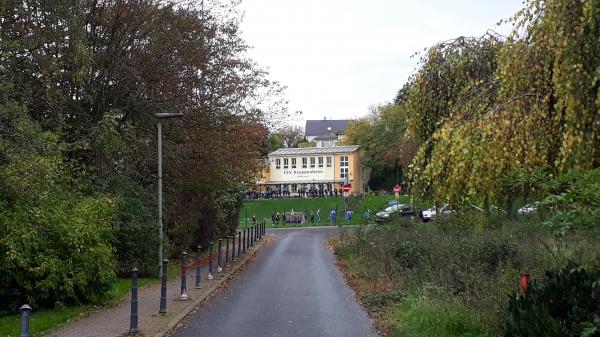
[45,234,267,337]
[173,227,380,337]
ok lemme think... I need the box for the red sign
[393,184,401,193]
[342,184,351,193]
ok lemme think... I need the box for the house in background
[305,119,352,147]
[257,145,369,195]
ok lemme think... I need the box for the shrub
[394,240,427,269]
[504,262,600,337]
[0,194,117,312]
[477,236,520,274]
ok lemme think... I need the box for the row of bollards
[129,223,267,335]
[16,224,269,337]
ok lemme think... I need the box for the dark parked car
[375,204,416,222]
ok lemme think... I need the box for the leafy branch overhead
[347,0,599,210]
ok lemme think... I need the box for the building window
[318,157,324,168]
[340,156,348,179]
[302,157,307,168]
[310,157,316,168]
[340,156,348,167]
[291,158,296,168]
[341,167,348,179]
[283,158,289,169]
[326,156,332,167]
[275,158,281,169]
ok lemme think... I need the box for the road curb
[153,236,271,337]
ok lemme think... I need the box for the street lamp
[156,112,183,277]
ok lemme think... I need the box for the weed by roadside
[333,214,600,336]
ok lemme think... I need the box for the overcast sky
[239,0,523,124]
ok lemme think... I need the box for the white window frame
[341,167,348,179]
[310,157,316,168]
[340,156,349,178]
[326,156,332,167]
[302,157,307,168]
[318,156,324,168]
[340,156,348,167]
[275,158,281,169]
[283,158,289,169]
[291,158,296,168]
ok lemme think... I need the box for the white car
[518,202,540,215]
[420,204,456,222]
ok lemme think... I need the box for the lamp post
[156,112,183,277]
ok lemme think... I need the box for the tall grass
[334,212,599,336]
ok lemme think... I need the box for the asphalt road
[172,227,380,337]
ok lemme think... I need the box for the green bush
[539,169,600,236]
[0,193,118,312]
[477,235,519,274]
[504,262,600,337]
[0,112,118,313]
[394,240,427,269]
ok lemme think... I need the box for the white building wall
[269,155,335,182]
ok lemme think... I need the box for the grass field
[239,194,411,228]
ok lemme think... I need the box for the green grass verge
[0,264,179,337]
[239,194,410,228]
[389,298,495,337]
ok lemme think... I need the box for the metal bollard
[159,259,168,314]
[242,229,246,253]
[19,304,32,337]
[129,268,139,335]
[246,228,250,247]
[195,245,202,289]
[248,227,252,247]
[208,241,214,280]
[225,236,230,266]
[180,251,188,300]
[238,231,242,257]
[251,226,255,246]
[217,239,223,272]
[232,234,236,261]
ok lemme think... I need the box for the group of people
[268,208,358,226]
[245,189,290,200]
[245,187,348,200]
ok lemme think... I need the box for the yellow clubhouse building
[257,145,369,195]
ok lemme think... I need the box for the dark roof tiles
[305,119,352,137]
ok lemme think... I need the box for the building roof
[269,145,359,156]
[305,119,352,137]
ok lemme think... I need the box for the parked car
[388,200,401,206]
[518,202,540,215]
[375,204,416,222]
[420,204,457,222]
[489,204,507,214]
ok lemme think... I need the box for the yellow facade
[333,151,363,194]
[256,145,369,195]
